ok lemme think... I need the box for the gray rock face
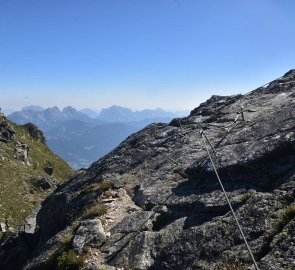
[72,219,106,253]
[0,70,295,270]
[31,176,56,190]
[15,142,29,163]
[19,207,40,234]
[0,115,15,141]
[43,163,54,175]
[0,222,6,233]
[23,123,46,143]
[116,188,127,198]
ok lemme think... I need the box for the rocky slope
[0,114,72,239]
[0,70,294,270]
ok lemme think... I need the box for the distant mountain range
[98,105,176,122]
[8,106,104,131]
[22,105,45,112]
[79,108,100,118]
[8,105,188,168]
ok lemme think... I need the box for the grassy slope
[0,121,72,235]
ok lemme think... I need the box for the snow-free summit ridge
[0,70,295,270]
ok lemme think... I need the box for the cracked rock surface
[0,70,295,270]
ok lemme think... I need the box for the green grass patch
[84,204,108,219]
[280,204,295,223]
[60,233,74,249]
[97,265,107,270]
[276,204,295,231]
[42,230,82,270]
[78,182,113,196]
[57,250,84,270]
[240,192,254,203]
[12,122,72,180]
[218,260,246,270]
[0,120,72,233]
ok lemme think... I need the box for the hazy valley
[8,106,187,169]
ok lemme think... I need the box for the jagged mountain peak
[8,106,92,132]
[62,106,77,113]
[22,105,44,112]
[98,105,176,123]
[283,68,295,78]
[47,106,60,112]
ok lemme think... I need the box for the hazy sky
[1,0,295,110]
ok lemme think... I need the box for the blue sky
[1,0,295,111]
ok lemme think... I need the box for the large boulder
[72,219,106,253]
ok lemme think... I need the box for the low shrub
[43,229,79,269]
[79,182,113,196]
[206,110,222,123]
[60,233,74,249]
[240,192,254,203]
[57,250,84,270]
[275,203,295,232]
[84,204,108,219]
[280,204,295,224]
[218,260,246,270]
